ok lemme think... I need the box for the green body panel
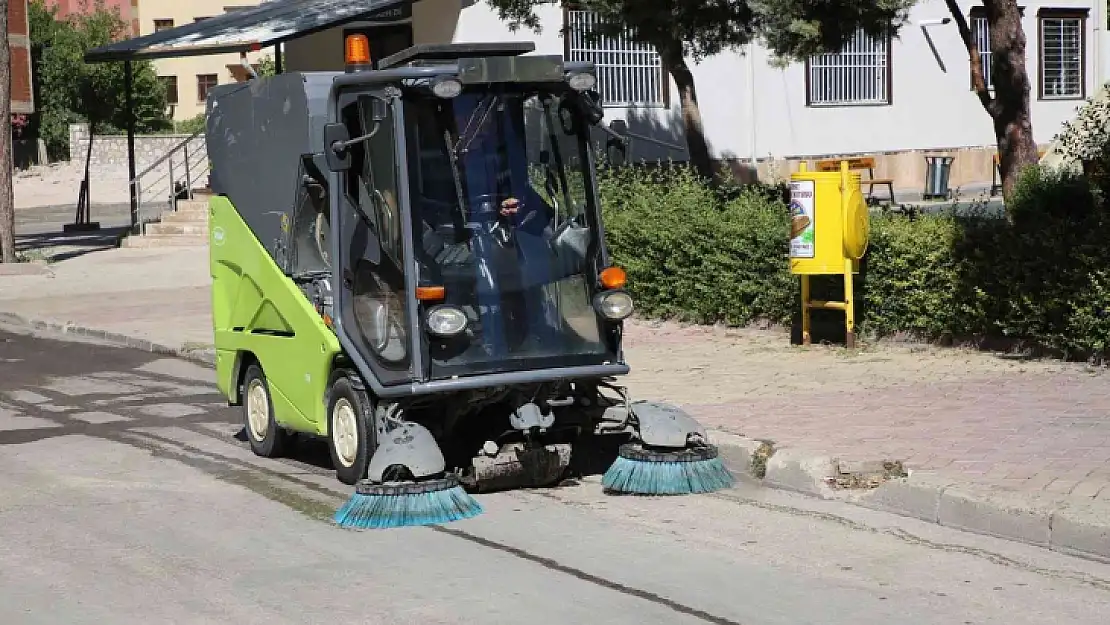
[208,195,342,436]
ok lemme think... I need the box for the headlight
[431,76,462,99]
[567,72,597,92]
[593,290,634,321]
[425,305,468,337]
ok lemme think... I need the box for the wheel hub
[332,398,359,468]
[246,379,268,441]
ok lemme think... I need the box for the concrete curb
[0,312,216,368]
[6,312,1108,563]
[708,429,1110,564]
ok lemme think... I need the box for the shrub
[599,164,795,326]
[597,159,1110,362]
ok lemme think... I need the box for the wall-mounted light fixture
[918,18,953,72]
[918,17,953,27]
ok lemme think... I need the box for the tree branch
[943,0,1000,118]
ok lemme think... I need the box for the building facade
[136,0,266,123]
[9,0,34,115]
[279,0,1107,189]
[46,0,138,35]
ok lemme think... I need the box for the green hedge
[596,163,1110,361]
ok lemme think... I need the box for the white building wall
[449,0,1102,161]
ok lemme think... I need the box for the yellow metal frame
[799,258,856,347]
[790,160,869,348]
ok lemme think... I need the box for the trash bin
[923,155,954,200]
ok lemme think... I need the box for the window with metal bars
[804,28,891,106]
[1038,8,1086,100]
[970,14,994,89]
[563,9,667,107]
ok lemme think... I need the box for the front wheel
[242,363,288,458]
[327,374,375,485]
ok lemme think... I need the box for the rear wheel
[327,374,375,485]
[242,363,287,457]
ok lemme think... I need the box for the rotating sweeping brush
[334,474,484,529]
[601,442,734,495]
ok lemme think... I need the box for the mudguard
[631,401,707,449]
[366,421,447,482]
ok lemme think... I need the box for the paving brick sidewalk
[620,321,1110,502]
[3,244,1109,504]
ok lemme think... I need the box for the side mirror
[323,123,351,172]
[578,89,604,126]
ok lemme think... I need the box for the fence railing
[128,128,209,232]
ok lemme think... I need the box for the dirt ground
[13,162,131,210]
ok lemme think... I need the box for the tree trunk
[656,40,714,182]
[945,0,1039,203]
[0,0,17,263]
[987,1,1038,199]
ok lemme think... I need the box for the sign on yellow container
[788,161,869,275]
[787,160,870,348]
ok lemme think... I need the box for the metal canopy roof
[84,0,410,63]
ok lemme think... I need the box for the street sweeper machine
[204,36,733,529]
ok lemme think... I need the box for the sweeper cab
[204,37,733,529]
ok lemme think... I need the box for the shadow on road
[15,227,128,263]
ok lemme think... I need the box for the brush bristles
[601,455,735,495]
[334,485,484,529]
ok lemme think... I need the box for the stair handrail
[132,128,204,182]
[126,126,208,232]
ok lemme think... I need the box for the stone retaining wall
[67,123,206,175]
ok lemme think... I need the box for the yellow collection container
[787,160,871,347]
[788,162,869,275]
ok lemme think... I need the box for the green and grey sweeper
[203,38,734,529]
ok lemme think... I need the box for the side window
[287,160,331,276]
[523,95,588,229]
[365,108,402,264]
[340,96,411,374]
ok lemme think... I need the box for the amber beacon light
[345,34,372,71]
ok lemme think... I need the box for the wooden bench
[813,156,895,205]
[991,149,1046,195]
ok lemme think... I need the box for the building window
[194,16,212,23]
[805,28,891,106]
[197,74,218,102]
[1039,8,1086,100]
[564,9,667,107]
[970,12,993,89]
[159,75,178,105]
[153,18,174,32]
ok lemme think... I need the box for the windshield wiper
[540,98,575,222]
[455,94,498,157]
[442,125,470,230]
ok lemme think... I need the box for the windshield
[403,88,610,378]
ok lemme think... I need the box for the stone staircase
[120,195,210,248]
[120,125,211,249]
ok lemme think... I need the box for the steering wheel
[468,193,509,217]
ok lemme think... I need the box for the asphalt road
[2,322,1109,625]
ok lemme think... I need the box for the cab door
[333,93,416,386]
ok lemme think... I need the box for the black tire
[327,374,376,485]
[241,363,287,458]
